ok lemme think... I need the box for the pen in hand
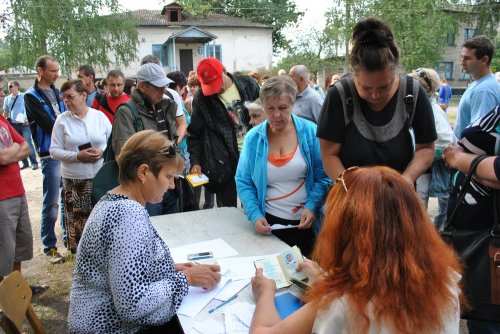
[208,294,238,314]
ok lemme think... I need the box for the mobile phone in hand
[78,142,92,151]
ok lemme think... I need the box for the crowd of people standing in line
[1,14,500,333]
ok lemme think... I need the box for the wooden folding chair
[0,271,45,334]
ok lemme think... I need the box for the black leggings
[265,212,315,258]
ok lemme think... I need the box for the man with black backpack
[92,69,130,124]
[111,63,179,215]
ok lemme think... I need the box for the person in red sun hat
[187,57,260,207]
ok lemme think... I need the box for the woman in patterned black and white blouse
[68,130,221,334]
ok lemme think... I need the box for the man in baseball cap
[187,57,260,207]
[111,63,178,159]
[137,63,173,89]
[197,57,225,96]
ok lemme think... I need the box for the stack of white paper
[190,302,255,334]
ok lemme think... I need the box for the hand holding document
[254,246,308,289]
[186,173,209,187]
[270,224,299,230]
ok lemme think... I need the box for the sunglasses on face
[336,166,360,192]
[158,144,177,158]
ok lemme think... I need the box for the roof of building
[129,9,272,29]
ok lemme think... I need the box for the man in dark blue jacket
[25,55,66,264]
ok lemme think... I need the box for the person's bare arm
[319,139,344,180]
[402,142,434,184]
[0,141,29,165]
[250,268,317,334]
[444,143,500,189]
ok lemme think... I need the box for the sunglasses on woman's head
[415,68,432,89]
[159,144,177,158]
[336,166,359,192]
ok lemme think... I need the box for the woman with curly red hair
[250,166,464,334]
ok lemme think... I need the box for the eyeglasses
[61,93,82,101]
[336,166,359,192]
[159,144,177,158]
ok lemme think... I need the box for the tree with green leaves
[1,0,138,77]
[324,0,372,68]
[0,39,16,72]
[368,0,458,71]
[321,0,461,71]
[469,0,500,39]
[178,0,303,52]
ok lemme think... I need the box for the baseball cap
[197,57,224,96]
[137,63,173,88]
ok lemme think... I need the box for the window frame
[438,62,454,80]
[152,44,169,67]
[204,44,222,62]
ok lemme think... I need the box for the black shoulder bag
[440,155,500,322]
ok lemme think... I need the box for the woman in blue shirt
[236,76,331,256]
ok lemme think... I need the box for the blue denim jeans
[433,195,449,230]
[40,158,65,252]
[11,123,37,166]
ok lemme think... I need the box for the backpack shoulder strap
[164,89,174,101]
[98,94,114,115]
[402,75,419,127]
[336,76,354,126]
[118,101,143,132]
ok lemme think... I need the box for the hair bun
[353,17,394,47]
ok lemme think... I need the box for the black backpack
[336,74,418,128]
[92,102,143,202]
[102,101,143,162]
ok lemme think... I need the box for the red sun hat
[197,57,224,96]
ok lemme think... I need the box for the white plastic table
[151,207,293,332]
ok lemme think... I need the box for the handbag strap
[444,154,489,230]
[7,95,19,120]
[491,190,500,304]
[11,95,19,111]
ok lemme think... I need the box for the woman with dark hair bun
[317,17,437,185]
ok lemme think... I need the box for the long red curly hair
[305,166,464,333]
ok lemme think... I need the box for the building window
[460,72,471,81]
[169,10,179,22]
[446,32,455,46]
[464,28,475,40]
[438,62,453,80]
[205,45,222,61]
[152,44,168,67]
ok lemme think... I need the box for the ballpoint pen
[208,294,238,314]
